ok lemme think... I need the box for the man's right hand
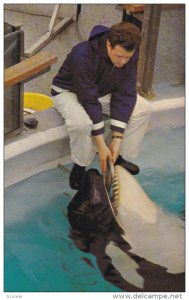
[95,134,113,172]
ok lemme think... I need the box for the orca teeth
[113,190,119,195]
[111,170,120,214]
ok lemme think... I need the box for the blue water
[4,126,185,292]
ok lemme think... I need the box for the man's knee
[132,95,152,118]
[67,117,93,135]
[142,99,152,118]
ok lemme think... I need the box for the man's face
[106,40,135,68]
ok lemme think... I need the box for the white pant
[52,90,152,166]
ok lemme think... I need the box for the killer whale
[67,166,185,292]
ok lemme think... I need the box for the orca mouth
[102,159,121,217]
[110,167,121,215]
[78,164,122,220]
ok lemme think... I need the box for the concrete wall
[4,4,77,19]
[153,7,185,85]
[77,4,122,40]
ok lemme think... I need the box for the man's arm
[71,48,112,171]
[71,47,105,136]
[110,50,139,134]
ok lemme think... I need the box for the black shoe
[69,164,86,190]
[115,155,140,175]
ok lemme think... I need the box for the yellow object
[24,92,53,111]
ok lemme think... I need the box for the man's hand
[109,131,123,163]
[95,135,113,172]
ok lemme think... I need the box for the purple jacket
[52,25,139,136]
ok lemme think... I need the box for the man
[51,22,152,190]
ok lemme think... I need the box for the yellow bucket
[24,92,53,111]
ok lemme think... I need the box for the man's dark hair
[108,22,142,52]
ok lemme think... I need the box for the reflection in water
[67,168,185,292]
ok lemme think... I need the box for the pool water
[135,126,185,217]
[4,126,185,292]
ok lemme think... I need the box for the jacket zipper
[100,65,115,90]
